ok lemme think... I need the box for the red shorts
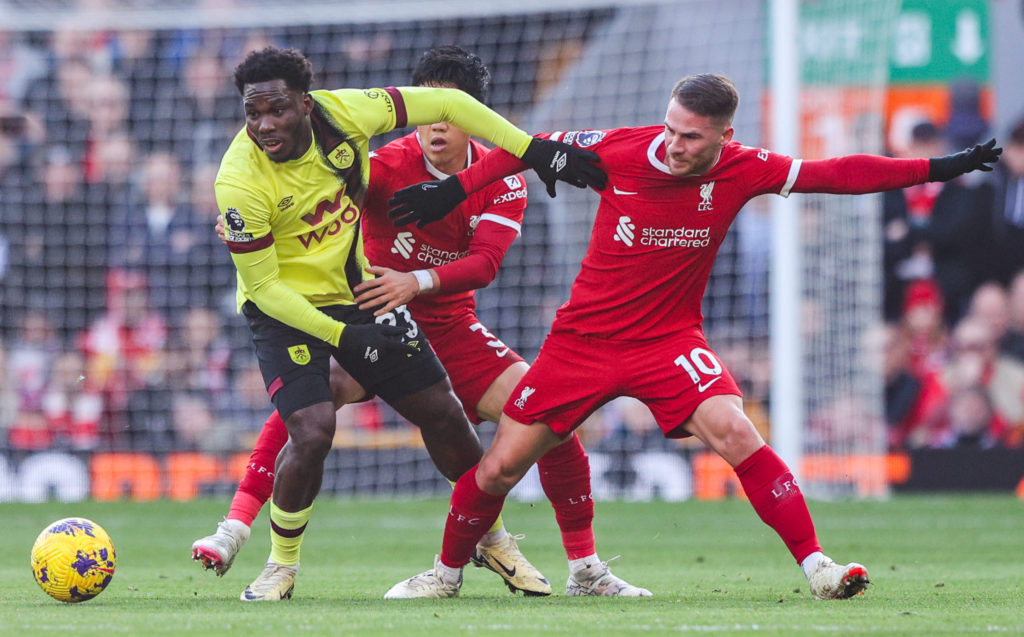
[503,327,741,438]
[423,313,524,424]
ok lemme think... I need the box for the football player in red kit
[385,73,1002,599]
[193,46,646,599]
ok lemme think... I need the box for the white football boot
[191,518,251,576]
[383,555,462,599]
[566,556,653,597]
[807,557,870,600]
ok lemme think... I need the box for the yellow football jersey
[215,86,532,345]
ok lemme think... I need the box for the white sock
[436,560,463,585]
[479,526,510,546]
[569,553,601,576]
[800,551,827,579]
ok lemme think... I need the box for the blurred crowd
[881,82,1024,451]
[0,25,290,453]
[1,23,1022,458]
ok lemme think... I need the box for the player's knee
[284,407,335,461]
[476,452,527,495]
[716,413,763,459]
[289,428,334,464]
[424,394,473,436]
[396,381,468,430]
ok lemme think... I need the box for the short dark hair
[411,45,490,103]
[670,74,739,126]
[233,46,314,96]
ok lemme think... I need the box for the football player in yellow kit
[214,46,605,601]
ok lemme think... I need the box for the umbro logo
[277,196,294,211]
[391,232,415,259]
[612,215,635,246]
[551,151,567,173]
[364,347,379,363]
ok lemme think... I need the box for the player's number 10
[674,347,722,384]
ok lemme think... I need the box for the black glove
[928,138,1002,182]
[338,322,419,362]
[520,137,607,197]
[388,174,468,229]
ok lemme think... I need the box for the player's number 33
[374,304,419,340]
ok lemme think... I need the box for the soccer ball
[30,517,116,603]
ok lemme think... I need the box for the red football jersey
[548,127,798,340]
[362,133,527,328]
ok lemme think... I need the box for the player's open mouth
[262,139,284,153]
[430,138,447,150]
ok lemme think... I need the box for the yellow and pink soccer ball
[30,517,116,603]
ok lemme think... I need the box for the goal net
[0,0,897,502]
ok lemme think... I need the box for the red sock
[735,445,822,564]
[228,410,289,526]
[441,466,506,568]
[537,433,595,559]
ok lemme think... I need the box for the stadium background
[1,0,1023,505]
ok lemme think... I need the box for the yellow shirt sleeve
[398,87,533,157]
[230,246,346,346]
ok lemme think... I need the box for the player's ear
[301,93,313,115]
[720,126,735,146]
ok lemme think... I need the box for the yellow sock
[449,479,504,534]
[269,502,313,566]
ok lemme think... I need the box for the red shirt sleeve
[432,220,519,293]
[792,155,930,194]
[457,147,532,194]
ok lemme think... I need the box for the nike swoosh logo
[612,186,638,195]
[490,556,517,578]
[697,377,722,392]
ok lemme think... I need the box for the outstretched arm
[792,139,1001,194]
[388,142,554,228]
[401,87,532,158]
[400,89,604,195]
[452,136,606,197]
[792,155,930,194]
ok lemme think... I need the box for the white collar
[647,131,722,177]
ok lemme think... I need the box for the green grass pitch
[1,495,1021,635]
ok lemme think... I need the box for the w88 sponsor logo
[296,189,360,249]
